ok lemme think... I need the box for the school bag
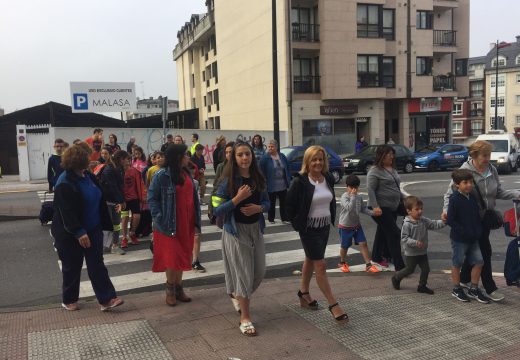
[38,191,54,225]
[503,199,520,286]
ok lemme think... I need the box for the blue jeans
[451,240,483,268]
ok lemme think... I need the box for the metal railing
[294,75,320,93]
[433,30,457,46]
[470,90,484,98]
[292,23,320,42]
[433,74,456,91]
[470,109,484,117]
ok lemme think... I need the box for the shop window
[416,57,433,76]
[416,11,433,29]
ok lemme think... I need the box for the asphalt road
[1,169,519,309]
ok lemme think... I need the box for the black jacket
[51,171,112,243]
[286,172,336,233]
[99,164,125,204]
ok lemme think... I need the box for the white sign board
[70,82,136,113]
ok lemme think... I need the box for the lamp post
[494,40,512,130]
[272,0,280,148]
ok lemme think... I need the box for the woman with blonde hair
[442,140,520,301]
[286,145,349,324]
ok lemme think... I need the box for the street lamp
[272,0,280,148]
[494,40,511,130]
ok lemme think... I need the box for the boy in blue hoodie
[391,196,445,294]
[47,138,65,192]
[447,169,489,303]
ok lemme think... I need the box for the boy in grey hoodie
[391,196,445,294]
[338,175,380,273]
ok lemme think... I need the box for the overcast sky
[0,0,518,114]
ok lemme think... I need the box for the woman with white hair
[259,139,291,224]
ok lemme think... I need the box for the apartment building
[173,0,469,153]
[484,36,520,134]
[126,97,179,120]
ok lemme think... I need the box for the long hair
[374,145,395,168]
[165,144,188,185]
[133,146,146,162]
[300,145,329,175]
[222,142,266,196]
[252,134,263,149]
[113,150,130,170]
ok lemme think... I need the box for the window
[213,89,219,111]
[191,98,196,108]
[453,122,463,134]
[212,62,218,83]
[382,9,395,40]
[455,59,468,76]
[516,115,520,125]
[203,96,207,107]
[291,7,311,24]
[357,55,395,88]
[357,5,395,40]
[416,11,433,29]
[516,95,520,105]
[471,121,483,135]
[470,81,483,98]
[357,4,380,38]
[490,97,505,107]
[191,74,195,88]
[516,55,520,65]
[490,75,505,88]
[491,56,506,67]
[416,57,433,76]
[214,116,221,129]
[517,74,520,83]
[452,103,463,115]
[202,70,205,81]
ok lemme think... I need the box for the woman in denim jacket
[212,142,270,337]
[147,144,201,307]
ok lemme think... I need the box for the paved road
[1,169,519,309]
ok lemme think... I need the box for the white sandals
[239,321,257,336]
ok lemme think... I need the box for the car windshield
[280,148,294,157]
[486,140,509,152]
[358,146,377,155]
[416,145,439,153]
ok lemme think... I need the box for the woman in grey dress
[212,142,270,336]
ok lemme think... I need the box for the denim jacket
[147,167,201,236]
[259,153,291,193]
[212,177,270,236]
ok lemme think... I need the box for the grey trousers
[394,254,430,286]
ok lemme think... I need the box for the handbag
[384,168,407,216]
[473,180,503,230]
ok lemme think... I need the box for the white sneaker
[486,290,505,302]
[459,282,470,289]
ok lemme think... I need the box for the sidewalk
[2,272,519,360]
[0,175,48,193]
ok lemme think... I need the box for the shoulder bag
[473,180,503,230]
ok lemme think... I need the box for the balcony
[470,109,484,117]
[433,30,456,46]
[470,90,484,98]
[173,11,214,60]
[433,75,456,91]
[294,75,320,93]
[433,0,459,9]
[292,23,320,42]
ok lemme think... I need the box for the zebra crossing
[41,189,386,299]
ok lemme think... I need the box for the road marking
[400,180,451,196]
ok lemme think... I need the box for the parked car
[343,144,415,174]
[414,144,468,171]
[279,145,345,183]
[476,130,520,174]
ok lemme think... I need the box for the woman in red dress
[147,144,201,306]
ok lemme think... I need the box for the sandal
[328,303,349,324]
[239,321,257,337]
[297,290,318,310]
[229,294,241,314]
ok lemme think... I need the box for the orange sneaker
[365,264,381,273]
[340,263,350,273]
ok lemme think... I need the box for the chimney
[516,35,520,43]
[490,42,497,50]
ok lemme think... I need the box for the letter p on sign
[73,93,88,110]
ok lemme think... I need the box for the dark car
[414,144,468,171]
[280,145,345,183]
[343,144,415,174]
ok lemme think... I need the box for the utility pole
[159,96,168,142]
[494,40,499,130]
[272,0,280,148]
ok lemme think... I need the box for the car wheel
[364,163,373,174]
[331,170,341,184]
[404,162,414,174]
[427,161,439,172]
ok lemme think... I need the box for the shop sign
[320,105,358,116]
[429,128,447,144]
[420,98,441,112]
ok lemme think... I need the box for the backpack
[504,238,520,286]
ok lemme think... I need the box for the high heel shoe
[328,303,349,324]
[297,290,319,310]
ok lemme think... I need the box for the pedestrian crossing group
[38,190,393,299]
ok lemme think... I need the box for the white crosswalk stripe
[73,218,368,299]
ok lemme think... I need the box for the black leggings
[371,207,405,271]
[460,225,497,294]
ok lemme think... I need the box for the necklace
[309,173,323,183]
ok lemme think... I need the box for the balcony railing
[470,109,484,117]
[294,75,320,93]
[470,90,484,98]
[433,75,456,91]
[292,23,320,42]
[433,30,457,46]
[471,128,484,136]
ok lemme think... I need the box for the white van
[476,130,520,174]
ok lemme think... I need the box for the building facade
[484,37,520,134]
[173,0,470,153]
[125,97,179,120]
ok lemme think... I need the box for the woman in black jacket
[51,143,123,312]
[99,150,130,255]
[286,145,348,324]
